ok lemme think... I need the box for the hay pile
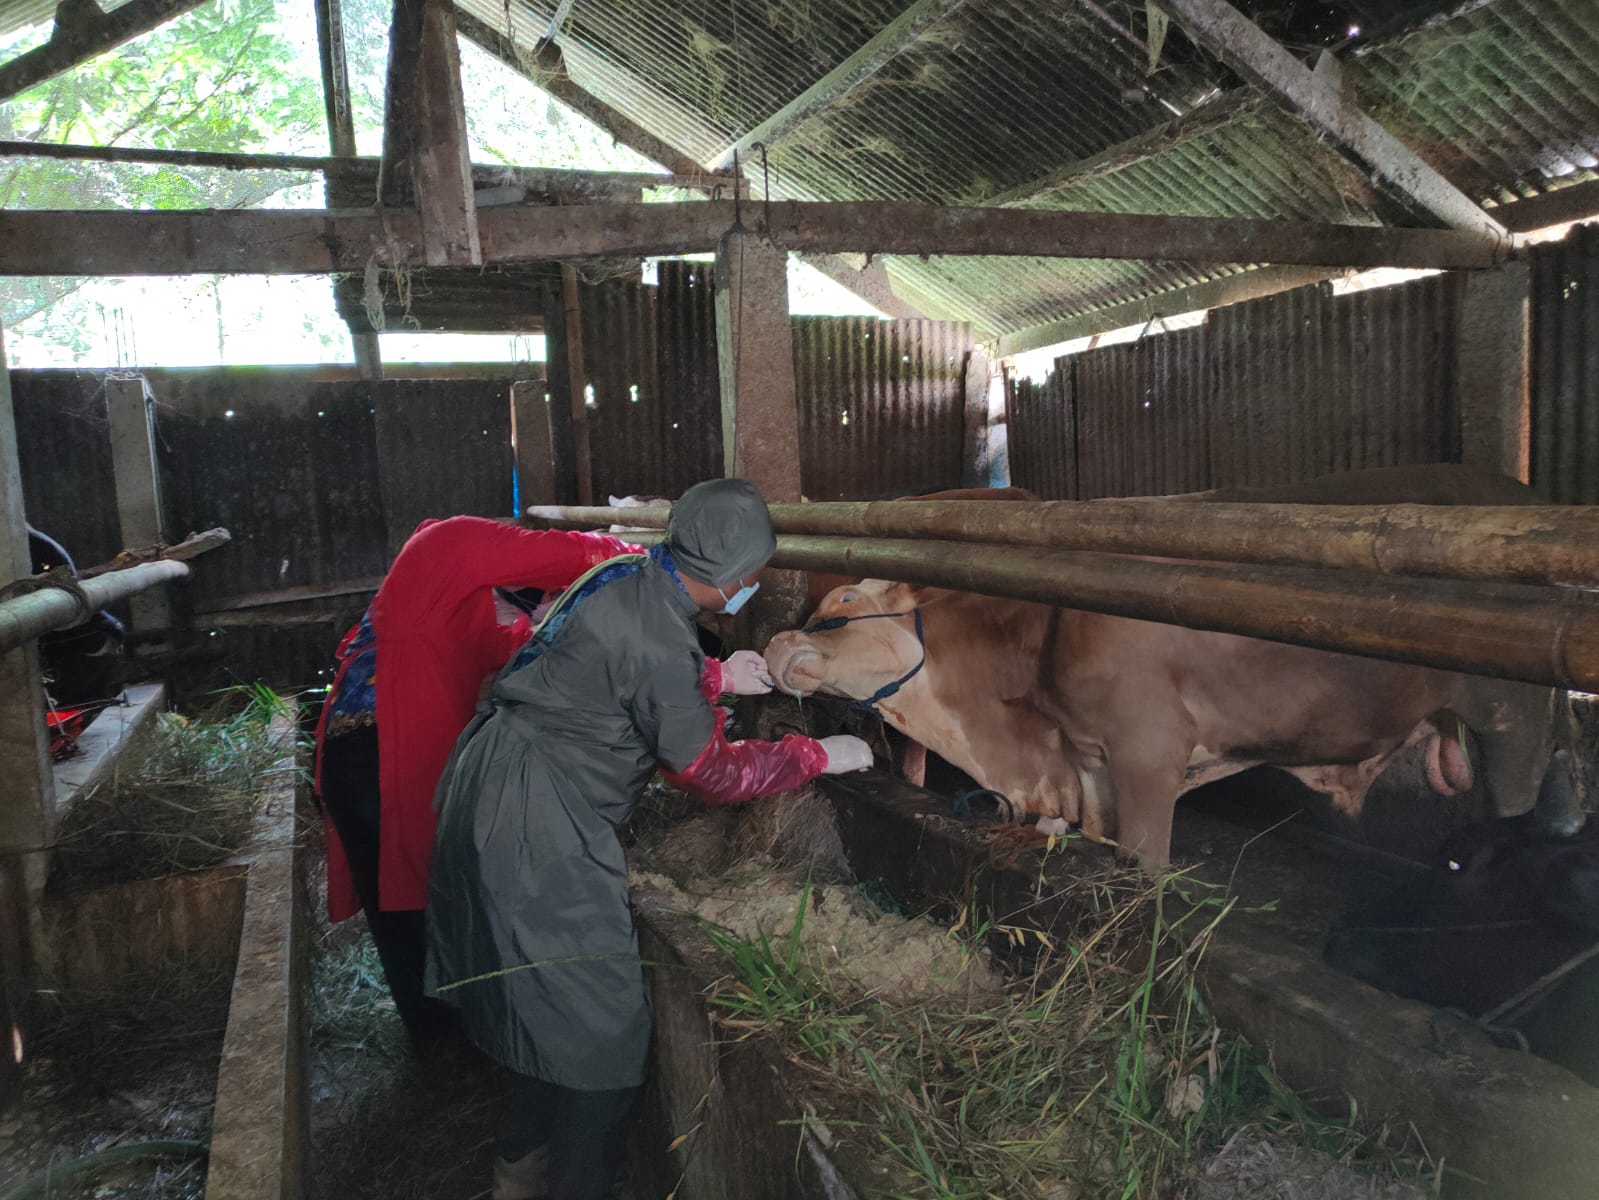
[635,819,1434,1200]
[52,686,297,893]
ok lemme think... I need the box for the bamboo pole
[561,526,1599,691]
[0,561,188,654]
[526,499,1599,587]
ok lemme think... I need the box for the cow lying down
[763,466,1574,869]
[1325,750,1599,1084]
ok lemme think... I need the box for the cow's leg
[1453,681,1560,821]
[1101,716,1194,869]
[894,737,928,787]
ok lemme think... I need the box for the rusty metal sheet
[1004,371,1077,501]
[11,369,121,566]
[793,317,970,501]
[373,380,517,554]
[1008,274,1465,498]
[653,261,723,494]
[155,386,388,609]
[1530,221,1599,505]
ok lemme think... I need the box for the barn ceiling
[455,0,1599,341]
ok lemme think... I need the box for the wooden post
[510,378,559,510]
[959,342,990,489]
[559,266,594,506]
[105,373,171,631]
[1459,263,1532,485]
[714,231,806,657]
[0,321,56,1076]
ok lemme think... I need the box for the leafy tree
[0,0,324,328]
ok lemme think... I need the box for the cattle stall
[3,0,1599,1198]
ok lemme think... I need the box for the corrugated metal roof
[457,0,1599,342]
[3,0,1596,342]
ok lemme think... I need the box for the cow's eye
[839,591,859,604]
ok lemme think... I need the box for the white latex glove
[722,649,774,696]
[818,735,873,775]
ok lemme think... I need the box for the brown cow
[764,466,1569,868]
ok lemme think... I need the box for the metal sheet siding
[793,318,970,500]
[11,370,121,566]
[654,261,723,492]
[1008,276,1464,498]
[1005,371,1076,501]
[1530,222,1599,504]
[155,386,390,609]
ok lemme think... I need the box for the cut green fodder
[52,684,300,893]
[686,868,1436,1200]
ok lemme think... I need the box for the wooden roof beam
[1150,0,1506,241]
[0,201,1509,276]
[707,0,972,173]
[379,0,480,265]
[0,0,210,104]
[995,265,1340,358]
[454,8,708,182]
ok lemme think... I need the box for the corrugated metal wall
[1009,274,1465,498]
[1005,371,1075,501]
[565,275,974,503]
[11,371,122,566]
[792,318,971,500]
[654,261,723,491]
[1530,221,1599,504]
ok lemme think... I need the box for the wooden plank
[559,266,593,506]
[0,0,210,104]
[997,265,1337,358]
[796,252,925,319]
[982,90,1261,208]
[378,0,424,209]
[1152,0,1504,239]
[313,0,357,159]
[510,379,559,509]
[0,203,1509,277]
[104,375,170,631]
[454,9,708,181]
[707,0,972,171]
[410,0,479,265]
[1496,178,1599,235]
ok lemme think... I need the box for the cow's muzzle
[764,633,827,696]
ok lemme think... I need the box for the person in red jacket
[314,516,636,1041]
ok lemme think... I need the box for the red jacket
[316,517,635,920]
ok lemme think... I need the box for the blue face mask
[718,580,760,615]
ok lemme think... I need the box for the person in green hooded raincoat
[425,478,872,1200]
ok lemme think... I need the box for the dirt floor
[0,971,228,1200]
[305,850,637,1200]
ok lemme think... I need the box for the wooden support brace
[0,0,209,103]
[104,374,170,631]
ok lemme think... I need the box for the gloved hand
[721,649,774,696]
[818,735,873,774]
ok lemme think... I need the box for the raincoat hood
[665,479,776,589]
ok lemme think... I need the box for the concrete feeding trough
[9,702,308,1200]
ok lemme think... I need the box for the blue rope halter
[801,608,925,711]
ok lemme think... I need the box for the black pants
[499,1075,638,1200]
[319,725,456,1042]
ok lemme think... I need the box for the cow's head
[1325,750,1599,1014]
[764,580,925,704]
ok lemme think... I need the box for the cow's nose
[764,635,824,695]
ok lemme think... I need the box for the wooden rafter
[313,0,357,159]
[379,0,479,265]
[982,91,1261,208]
[706,0,972,173]
[1150,0,1505,240]
[995,265,1341,358]
[0,201,1509,277]
[454,8,707,181]
[0,0,210,104]
[798,253,926,319]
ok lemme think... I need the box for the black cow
[27,527,124,706]
[1325,750,1599,1084]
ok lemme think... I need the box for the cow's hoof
[950,788,1016,823]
